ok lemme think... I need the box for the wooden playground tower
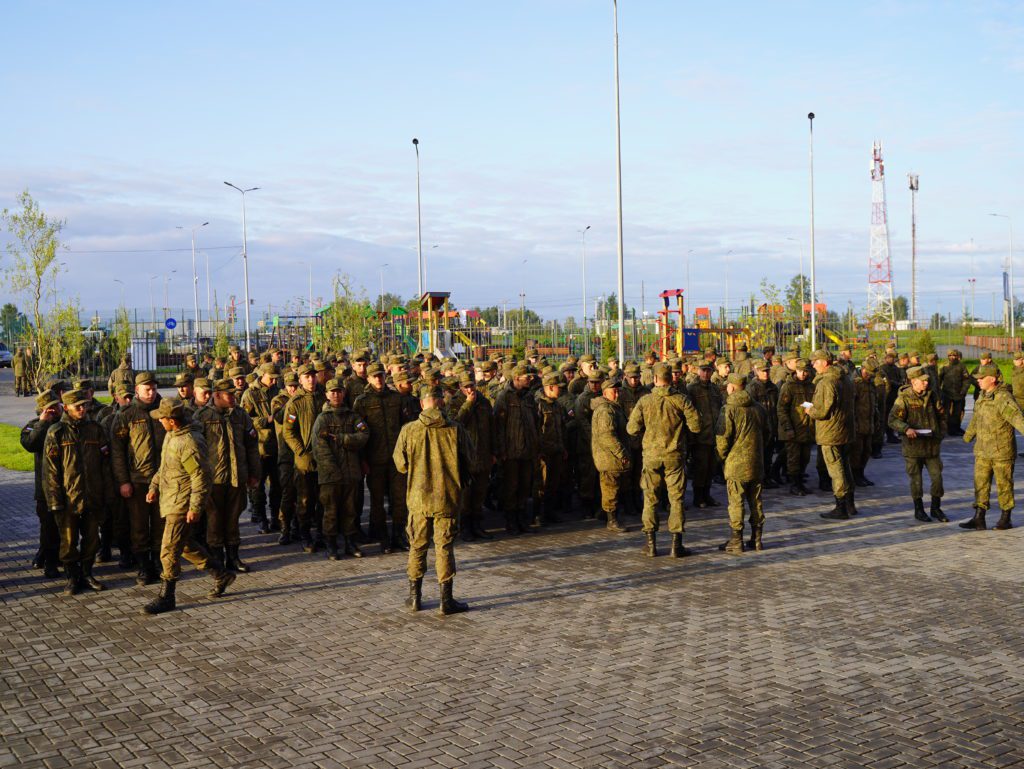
[656,289,686,359]
[417,291,455,358]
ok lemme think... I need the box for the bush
[912,330,936,355]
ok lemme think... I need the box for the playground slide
[402,333,417,354]
[822,328,845,347]
[453,330,476,350]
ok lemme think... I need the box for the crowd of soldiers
[18,338,1024,617]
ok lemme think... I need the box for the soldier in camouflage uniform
[716,373,768,554]
[961,363,1024,531]
[142,399,235,614]
[940,349,971,436]
[271,371,300,543]
[395,384,474,615]
[569,354,597,397]
[806,350,857,520]
[627,362,702,557]
[494,364,539,533]
[574,371,604,516]
[241,363,282,533]
[283,363,328,551]
[453,371,495,540]
[777,358,815,495]
[1011,352,1024,412]
[618,363,646,513]
[21,391,63,578]
[687,362,722,508]
[591,378,631,533]
[535,372,568,527]
[879,350,904,443]
[888,366,947,523]
[107,353,135,397]
[851,361,879,487]
[747,360,780,487]
[732,342,753,378]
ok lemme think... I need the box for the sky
[1,0,1022,325]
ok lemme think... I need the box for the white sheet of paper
[916,429,932,435]
[801,402,813,409]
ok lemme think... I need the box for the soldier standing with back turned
[888,366,947,523]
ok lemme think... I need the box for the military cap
[540,364,555,375]
[907,350,920,359]
[135,371,157,386]
[245,372,258,384]
[579,354,596,364]
[229,344,240,352]
[151,398,187,421]
[727,372,747,387]
[559,362,577,373]
[898,351,910,361]
[325,377,345,392]
[480,361,497,373]
[861,361,878,375]
[367,362,385,376]
[120,353,132,363]
[763,345,776,354]
[736,341,748,351]
[61,388,90,407]
[390,354,408,366]
[418,384,444,400]
[926,353,938,363]
[716,357,732,367]
[257,363,280,377]
[228,366,246,379]
[423,368,442,382]
[457,371,476,386]
[512,364,532,378]
[809,349,831,362]
[980,351,993,360]
[283,372,299,387]
[976,363,1000,378]
[601,377,621,392]
[185,353,196,362]
[215,356,226,365]
[905,365,929,381]
[268,347,280,356]
[193,377,211,390]
[540,371,561,387]
[699,361,714,371]
[794,358,812,372]
[586,370,604,383]
[36,391,60,411]
[841,344,853,353]
[623,363,640,377]
[393,369,413,386]
[313,361,328,373]
[352,349,372,363]
[173,373,194,387]
[752,359,769,372]
[297,363,315,377]
[669,359,683,372]
[114,383,133,398]
[606,356,619,364]
[652,362,671,380]
[703,346,717,355]
[212,379,236,393]
[72,378,94,390]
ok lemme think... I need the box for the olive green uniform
[20,412,61,572]
[493,384,539,526]
[807,367,853,499]
[110,397,167,561]
[939,360,972,435]
[574,388,601,508]
[777,376,815,480]
[282,388,327,543]
[851,375,878,477]
[888,385,946,500]
[686,379,723,504]
[591,395,631,519]
[353,385,407,545]
[312,404,370,539]
[535,392,567,519]
[13,350,29,395]
[454,394,496,532]
[194,403,260,549]
[241,382,281,528]
[964,386,1024,513]
[716,390,768,534]
[271,390,296,533]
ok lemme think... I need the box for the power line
[66,244,241,255]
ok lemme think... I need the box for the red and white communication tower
[867,141,896,328]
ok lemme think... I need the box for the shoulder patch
[287,413,297,423]
[355,421,368,431]
[182,454,199,475]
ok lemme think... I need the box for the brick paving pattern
[1,374,1023,768]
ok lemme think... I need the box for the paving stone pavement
[1,379,1023,768]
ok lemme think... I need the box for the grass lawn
[0,424,33,472]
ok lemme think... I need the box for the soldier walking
[940,350,971,436]
[777,359,816,495]
[716,373,768,553]
[591,378,631,534]
[888,366,947,522]
[806,351,857,520]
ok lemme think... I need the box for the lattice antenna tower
[867,141,896,328]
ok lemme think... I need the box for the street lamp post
[177,221,208,358]
[224,181,260,352]
[580,225,591,354]
[807,112,817,351]
[113,278,125,308]
[379,263,389,312]
[612,0,626,359]
[149,275,158,325]
[787,237,806,338]
[724,249,733,326]
[413,138,424,298]
[990,213,1015,341]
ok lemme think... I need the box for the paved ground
[1,371,1023,768]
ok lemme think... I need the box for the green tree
[893,295,909,321]
[319,272,372,354]
[784,273,812,323]
[912,329,936,355]
[0,302,28,344]
[603,293,619,322]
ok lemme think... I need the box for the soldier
[888,366,947,522]
[141,399,236,614]
[574,370,604,516]
[194,380,260,571]
[535,371,568,527]
[770,350,794,387]
[961,363,1024,531]
[494,364,539,533]
[107,353,135,396]
[345,349,371,404]
[209,356,227,381]
[639,350,658,388]
[229,366,248,397]
[569,354,597,397]
[627,362,702,557]
[939,349,971,436]
[453,371,495,540]
[851,361,879,487]
[110,371,166,585]
[687,362,722,508]
[619,363,647,513]
[732,341,753,378]
[272,371,300,543]
[1011,351,1024,413]
[591,378,631,534]
[922,353,941,399]
[836,345,856,379]
[353,362,407,552]
[312,378,369,559]
[716,373,768,553]
[182,353,202,379]
[806,350,856,520]
[43,389,114,595]
[747,360,780,487]
[13,346,29,396]
[228,344,250,374]
[20,391,63,577]
[174,373,195,412]
[282,363,327,551]
[777,358,816,495]
[241,363,282,533]
[394,384,474,615]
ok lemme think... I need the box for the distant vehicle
[0,342,12,368]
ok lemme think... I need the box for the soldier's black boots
[143,580,177,615]
[854,470,874,487]
[606,513,628,533]
[277,524,292,546]
[145,551,160,584]
[43,552,61,579]
[391,533,409,552]
[301,527,315,553]
[719,530,744,555]
[959,507,987,530]
[63,564,80,596]
[669,533,690,558]
[98,540,113,563]
[929,496,948,522]
[344,536,363,558]
[439,580,469,615]
[326,537,341,560]
[644,532,657,557]
[208,569,236,598]
[820,496,850,520]
[994,510,1013,530]
[32,548,44,569]
[226,545,251,573]
[747,526,763,551]
[405,578,422,612]
[704,489,720,507]
[790,482,807,497]
[117,549,135,569]
[79,564,105,592]
[473,522,493,540]
[913,498,931,522]
[135,552,159,585]
[818,475,833,492]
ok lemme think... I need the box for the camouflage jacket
[271,391,294,465]
[686,379,722,446]
[747,377,779,437]
[1012,365,1024,410]
[353,386,404,466]
[283,388,327,473]
[807,367,852,446]
[193,404,260,487]
[106,363,135,396]
[715,390,767,483]
[732,352,753,378]
[535,393,568,457]
[574,389,600,454]
[241,382,278,458]
[43,414,114,515]
[454,393,495,473]
[148,425,211,518]
[888,384,945,458]
[494,384,538,461]
[591,396,631,473]
[20,415,58,501]
[626,386,702,464]
[110,396,166,485]
[312,404,370,484]
[939,361,971,400]
[393,408,473,517]
[964,385,1024,462]
[853,376,879,437]
[777,377,816,443]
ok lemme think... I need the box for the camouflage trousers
[367,462,408,540]
[641,459,687,533]
[537,453,563,505]
[689,443,715,490]
[974,457,1015,512]
[407,512,456,584]
[726,480,764,533]
[785,441,812,477]
[159,514,214,581]
[598,470,627,515]
[319,482,359,538]
[850,433,873,472]
[35,498,59,559]
[501,457,533,518]
[56,508,100,567]
[577,450,598,502]
[277,460,295,528]
[946,399,965,434]
[252,455,281,520]
[460,469,490,529]
[904,456,943,499]
[819,444,852,498]
[206,485,247,548]
[128,483,164,556]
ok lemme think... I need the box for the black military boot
[669,533,690,558]
[32,548,44,570]
[326,536,341,560]
[43,551,61,579]
[343,536,363,558]
[606,512,628,533]
[391,530,410,551]
[846,490,858,516]
[277,515,292,545]
[820,496,850,520]
[207,568,236,598]
[117,548,135,570]
[959,507,987,530]
[583,498,597,519]
[818,475,833,492]
[695,487,708,509]
[98,537,113,563]
[789,482,806,497]
[226,544,251,573]
[405,578,422,612]
[79,562,105,591]
[461,516,477,542]
[301,524,315,553]
[144,551,161,584]
[913,498,931,522]
[142,580,177,615]
[439,580,469,615]
[505,513,518,535]
[532,500,545,528]
[718,530,744,555]
[929,496,948,522]
[644,532,657,557]
[63,563,80,596]
[473,520,493,540]
[994,510,1013,530]
[747,525,764,551]
[763,473,779,490]
[135,552,150,586]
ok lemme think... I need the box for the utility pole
[612,0,626,359]
[808,113,818,350]
[908,173,919,323]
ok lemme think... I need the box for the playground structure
[415,292,490,359]
[653,290,751,359]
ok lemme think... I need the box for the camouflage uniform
[535,381,568,525]
[494,376,539,531]
[591,381,631,531]
[282,374,328,548]
[573,377,603,513]
[271,383,297,539]
[963,379,1024,527]
[776,367,815,493]
[353,375,407,550]
[851,367,879,484]
[807,358,856,517]
[939,354,972,435]
[888,375,946,519]
[716,379,768,552]
[454,382,496,538]
[312,389,370,554]
[686,373,723,507]
[240,371,282,532]
[20,394,62,576]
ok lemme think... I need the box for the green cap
[976,363,1000,378]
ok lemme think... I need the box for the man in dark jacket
[888,366,947,522]
[806,350,856,520]
[20,391,63,578]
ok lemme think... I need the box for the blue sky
[1,1,1022,323]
